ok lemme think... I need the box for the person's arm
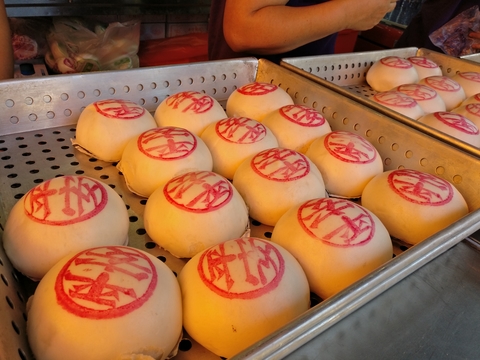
[0,0,13,80]
[223,0,397,55]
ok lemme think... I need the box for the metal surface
[281,48,480,158]
[1,58,480,359]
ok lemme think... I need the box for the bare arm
[224,0,397,55]
[0,0,13,80]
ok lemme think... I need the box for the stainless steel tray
[281,47,480,158]
[2,58,480,360]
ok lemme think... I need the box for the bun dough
[366,56,419,92]
[452,103,480,128]
[419,76,466,111]
[306,131,383,198]
[361,169,469,245]
[144,170,249,258]
[27,246,183,360]
[118,126,213,197]
[154,91,227,136]
[178,237,310,358]
[226,82,294,121]
[232,147,326,226]
[394,83,446,114]
[451,72,480,98]
[372,91,425,119]
[407,56,442,80]
[73,99,157,162]
[262,104,332,153]
[3,175,130,280]
[200,117,278,180]
[271,197,392,299]
[460,93,480,106]
[418,111,480,147]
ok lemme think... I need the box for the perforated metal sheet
[1,58,480,360]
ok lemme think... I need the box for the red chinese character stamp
[198,237,285,299]
[458,72,480,83]
[279,105,327,127]
[388,169,454,205]
[164,171,233,213]
[165,91,214,114]
[408,56,439,69]
[433,112,479,134]
[24,176,108,226]
[298,198,375,247]
[251,148,310,182]
[55,246,157,319]
[396,84,438,101]
[237,82,279,96]
[324,131,377,164]
[138,127,197,160]
[373,91,418,108]
[465,103,480,117]
[423,76,461,92]
[379,56,413,69]
[94,99,146,120]
[215,117,267,144]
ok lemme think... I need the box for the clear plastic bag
[429,5,480,57]
[45,17,140,74]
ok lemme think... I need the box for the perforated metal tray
[2,58,480,360]
[281,47,480,158]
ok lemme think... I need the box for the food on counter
[366,56,419,92]
[232,147,326,226]
[452,103,480,128]
[72,99,156,162]
[271,197,393,300]
[305,131,383,199]
[144,170,249,258]
[451,72,480,98]
[407,56,443,80]
[3,175,130,280]
[460,93,480,106]
[200,117,278,180]
[154,91,227,136]
[394,83,446,114]
[178,237,310,358]
[361,169,469,245]
[262,104,332,153]
[117,126,213,197]
[26,246,183,360]
[371,91,425,120]
[418,111,480,147]
[418,75,466,111]
[226,81,294,121]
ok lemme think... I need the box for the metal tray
[2,58,480,360]
[281,47,480,158]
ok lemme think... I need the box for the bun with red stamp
[3,175,130,280]
[178,237,310,358]
[154,91,227,136]
[226,81,294,122]
[271,197,393,300]
[200,117,279,180]
[452,103,480,129]
[366,56,419,92]
[418,76,466,111]
[417,111,480,147]
[305,131,384,199]
[460,93,480,107]
[393,83,446,115]
[26,246,183,360]
[262,104,332,154]
[232,147,326,226]
[143,170,249,258]
[361,169,469,245]
[371,91,425,120]
[451,72,480,98]
[72,99,157,162]
[407,56,442,80]
[117,126,214,197]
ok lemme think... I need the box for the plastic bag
[429,5,480,57]
[45,17,140,74]
[10,17,51,61]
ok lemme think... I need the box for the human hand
[469,31,480,50]
[335,0,398,31]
